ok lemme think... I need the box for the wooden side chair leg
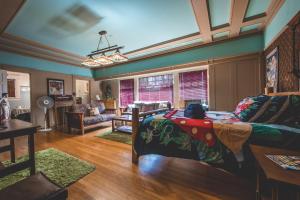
[10,138,15,163]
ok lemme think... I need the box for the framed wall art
[47,79,64,96]
[266,47,279,92]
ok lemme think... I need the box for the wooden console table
[250,145,300,200]
[0,120,38,177]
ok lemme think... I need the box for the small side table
[112,115,133,133]
[250,145,300,200]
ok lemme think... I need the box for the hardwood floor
[0,127,255,200]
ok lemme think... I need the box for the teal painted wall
[94,34,264,78]
[0,51,93,77]
[264,0,300,48]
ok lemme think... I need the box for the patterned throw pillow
[253,96,289,123]
[234,95,270,122]
[276,95,300,125]
[90,107,100,116]
[98,102,106,114]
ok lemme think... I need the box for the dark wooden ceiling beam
[0,0,25,34]
[190,0,212,42]
[230,0,249,37]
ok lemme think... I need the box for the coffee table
[112,115,133,133]
[250,145,300,200]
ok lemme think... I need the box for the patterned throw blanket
[136,110,300,164]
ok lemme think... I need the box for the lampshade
[109,52,128,63]
[81,58,100,67]
[93,54,114,65]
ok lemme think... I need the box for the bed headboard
[268,92,300,96]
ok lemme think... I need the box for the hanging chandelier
[82,30,128,67]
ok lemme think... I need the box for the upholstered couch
[120,101,171,115]
[66,101,116,134]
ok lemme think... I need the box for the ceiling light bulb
[93,54,114,65]
[81,58,100,67]
[109,51,128,63]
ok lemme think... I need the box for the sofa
[120,101,171,115]
[66,101,116,134]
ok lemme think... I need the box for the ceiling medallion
[82,30,128,67]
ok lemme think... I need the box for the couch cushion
[91,100,106,114]
[141,103,156,112]
[72,104,89,116]
[84,114,115,126]
[98,102,106,114]
[90,107,100,116]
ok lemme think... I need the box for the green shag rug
[96,130,132,145]
[0,148,95,190]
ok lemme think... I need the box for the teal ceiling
[130,38,203,58]
[245,0,271,18]
[6,0,198,56]
[208,0,231,28]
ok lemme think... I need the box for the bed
[131,92,300,166]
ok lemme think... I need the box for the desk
[250,145,300,200]
[0,119,38,177]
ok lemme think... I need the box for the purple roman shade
[139,74,173,103]
[179,70,208,103]
[120,79,134,107]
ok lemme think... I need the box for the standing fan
[37,96,54,132]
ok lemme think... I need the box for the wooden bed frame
[268,92,300,96]
[131,92,300,163]
[131,107,171,164]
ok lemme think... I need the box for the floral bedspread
[134,111,300,164]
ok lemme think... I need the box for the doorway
[75,79,90,104]
[0,70,31,122]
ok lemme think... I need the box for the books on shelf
[266,155,300,171]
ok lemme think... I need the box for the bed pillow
[252,95,289,123]
[276,95,300,125]
[234,95,270,122]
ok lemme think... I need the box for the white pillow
[90,107,100,116]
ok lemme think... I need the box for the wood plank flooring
[0,127,255,200]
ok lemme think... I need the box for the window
[179,70,208,103]
[120,79,134,107]
[139,74,173,103]
[7,79,16,98]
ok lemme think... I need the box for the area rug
[96,130,132,145]
[0,148,95,190]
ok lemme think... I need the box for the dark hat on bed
[184,103,205,119]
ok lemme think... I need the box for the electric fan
[37,96,54,132]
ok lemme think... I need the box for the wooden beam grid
[0,0,285,67]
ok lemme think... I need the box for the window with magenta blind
[119,79,134,107]
[139,74,173,103]
[179,70,208,103]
